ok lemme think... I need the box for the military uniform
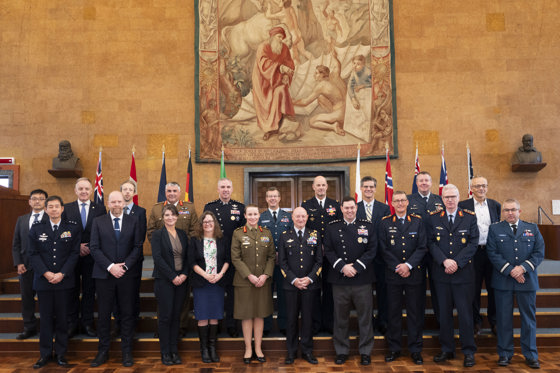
[204,199,246,329]
[147,200,198,241]
[29,220,81,360]
[324,219,376,356]
[301,196,341,333]
[486,220,544,362]
[428,208,479,356]
[278,228,322,357]
[231,225,276,319]
[379,214,427,354]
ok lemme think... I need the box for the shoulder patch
[462,209,475,215]
[429,210,440,215]
[382,215,392,220]
[410,213,422,219]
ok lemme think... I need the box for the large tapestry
[196,0,397,163]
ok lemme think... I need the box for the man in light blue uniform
[486,198,544,369]
[259,187,292,334]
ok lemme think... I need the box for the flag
[467,144,473,198]
[439,145,448,196]
[94,150,104,205]
[411,145,420,194]
[384,148,395,214]
[130,151,138,205]
[185,148,194,202]
[354,147,361,202]
[157,149,167,202]
[220,147,226,178]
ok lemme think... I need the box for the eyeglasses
[393,199,408,204]
[30,197,46,202]
[472,184,487,189]
[202,220,214,225]
[503,208,518,213]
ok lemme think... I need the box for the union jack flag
[385,148,395,214]
[439,146,448,196]
[94,150,104,205]
[411,145,420,194]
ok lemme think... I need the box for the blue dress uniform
[379,214,427,354]
[259,209,293,332]
[204,199,246,330]
[301,197,341,333]
[324,219,376,356]
[486,220,544,362]
[428,209,479,357]
[278,228,322,358]
[29,220,81,359]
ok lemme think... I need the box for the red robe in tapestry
[251,41,296,134]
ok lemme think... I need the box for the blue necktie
[33,213,39,224]
[80,203,87,229]
[114,217,120,239]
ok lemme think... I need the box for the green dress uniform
[231,225,276,319]
[147,200,198,241]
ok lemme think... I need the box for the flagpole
[354,143,361,202]
[220,145,226,178]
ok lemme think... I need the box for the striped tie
[365,203,372,221]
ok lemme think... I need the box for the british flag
[385,148,395,214]
[94,150,104,205]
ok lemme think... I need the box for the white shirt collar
[125,202,134,213]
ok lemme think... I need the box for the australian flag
[438,148,448,196]
[94,150,104,205]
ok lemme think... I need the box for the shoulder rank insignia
[429,210,441,216]
[410,213,421,219]
[382,215,392,220]
[462,209,475,215]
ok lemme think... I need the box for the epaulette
[461,209,475,215]
[207,199,220,204]
[382,215,392,220]
[328,219,342,225]
[429,210,440,216]
[230,199,243,204]
[234,226,245,232]
[410,213,422,219]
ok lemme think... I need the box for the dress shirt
[316,197,326,208]
[473,198,491,245]
[125,202,134,214]
[29,210,45,229]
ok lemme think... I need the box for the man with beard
[252,26,295,141]
[52,140,80,169]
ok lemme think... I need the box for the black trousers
[224,268,236,329]
[473,246,496,327]
[68,255,96,328]
[373,256,388,328]
[386,281,424,353]
[312,263,333,333]
[37,289,70,358]
[155,278,188,354]
[285,288,317,356]
[19,268,37,331]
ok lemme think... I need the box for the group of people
[12,173,544,370]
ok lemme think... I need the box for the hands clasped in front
[248,274,268,288]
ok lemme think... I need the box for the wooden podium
[538,224,560,260]
[0,186,30,280]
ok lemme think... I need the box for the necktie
[511,224,517,235]
[33,213,39,223]
[365,204,372,221]
[319,201,323,209]
[400,218,405,225]
[448,215,454,226]
[114,218,120,239]
[53,224,58,234]
[424,197,428,204]
[298,230,303,242]
[80,203,87,229]
[273,211,277,223]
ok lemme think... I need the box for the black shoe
[385,351,401,362]
[68,325,78,339]
[498,356,511,366]
[122,352,134,367]
[161,353,173,366]
[255,354,266,363]
[464,354,475,367]
[285,356,295,364]
[227,327,239,338]
[55,355,68,367]
[90,352,108,367]
[171,353,182,365]
[302,353,318,364]
[335,354,348,365]
[434,351,455,362]
[33,356,51,369]
[17,329,37,340]
[243,356,252,364]
[411,352,423,365]
[84,325,97,337]
[360,354,371,366]
[526,358,540,369]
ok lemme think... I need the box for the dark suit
[12,211,49,332]
[379,214,427,353]
[324,219,376,355]
[126,204,146,320]
[151,228,189,355]
[357,200,391,330]
[486,220,544,361]
[458,198,501,329]
[259,209,292,332]
[278,228,322,357]
[301,197,341,333]
[428,209,479,355]
[29,220,80,358]
[90,213,142,355]
[62,200,106,330]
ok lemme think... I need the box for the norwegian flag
[439,145,448,196]
[354,146,361,202]
[411,145,420,194]
[384,148,395,214]
[467,144,473,198]
[94,150,104,205]
[130,150,138,205]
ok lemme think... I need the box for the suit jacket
[12,212,49,267]
[458,198,501,224]
[28,220,81,291]
[486,220,544,291]
[62,200,107,243]
[151,227,189,281]
[301,196,342,239]
[231,225,276,287]
[258,209,293,248]
[188,236,231,288]
[356,200,391,232]
[128,204,147,244]
[89,214,143,279]
[407,192,444,220]
[278,228,322,290]
[428,208,479,284]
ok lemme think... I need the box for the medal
[436,236,440,241]
[231,216,235,220]
[391,239,395,245]
[358,237,363,243]
[462,238,466,244]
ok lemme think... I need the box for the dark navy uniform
[301,196,341,333]
[29,220,81,359]
[428,208,479,356]
[204,199,245,329]
[278,228,322,357]
[324,219,376,356]
[379,214,427,354]
[259,209,292,332]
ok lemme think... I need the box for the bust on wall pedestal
[511,134,546,172]
[48,140,83,178]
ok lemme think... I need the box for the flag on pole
[130,149,138,205]
[354,145,362,202]
[220,146,226,178]
[185,147,194,202]
[94,148,104,206]
[467,144,473,198]
[439,144,448,196]
[384,147,395,214]
[157,147,167,202]
[411,144,420,194]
